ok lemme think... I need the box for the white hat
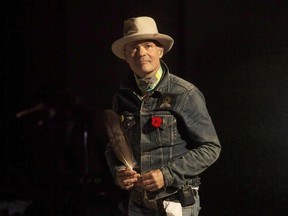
[112,16,174,59]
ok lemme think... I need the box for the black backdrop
[3,0,288,215]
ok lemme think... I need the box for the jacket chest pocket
[153,114,177,146]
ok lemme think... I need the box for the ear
[158,47,164,58]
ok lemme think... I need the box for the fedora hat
[112,16,174,59]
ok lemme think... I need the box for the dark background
[2,0,288,215]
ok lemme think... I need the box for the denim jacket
[105,62,221,199]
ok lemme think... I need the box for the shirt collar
[134,67,163,93]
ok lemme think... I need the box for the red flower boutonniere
[151,116,163,128]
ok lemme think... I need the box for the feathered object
[103,109,135,170]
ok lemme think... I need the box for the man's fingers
[117,171,140,190]
[140,169,164,191]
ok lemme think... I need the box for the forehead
[125,40,161,48]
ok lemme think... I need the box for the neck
[134,67,163,93]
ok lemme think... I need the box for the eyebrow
[129,41,154,47]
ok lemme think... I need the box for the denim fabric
[128,189,201,216]
[105,62,221,214]
[182,190,201,216]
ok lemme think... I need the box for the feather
[103,109,135,170]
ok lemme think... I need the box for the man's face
[124,40,163,78]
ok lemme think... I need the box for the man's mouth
[137,59,150,64]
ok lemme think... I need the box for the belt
[164,189,198,202]
[132,186,197,201]
[130,187,198,211]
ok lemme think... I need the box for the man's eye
[128,47,137,53]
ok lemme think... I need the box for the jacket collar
[120,60,170,95]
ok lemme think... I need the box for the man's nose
[138,45,146,56]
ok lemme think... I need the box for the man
[105,16,221,216]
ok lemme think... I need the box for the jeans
[128,189,201,216]
[182,190,201,216]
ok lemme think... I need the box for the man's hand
[116,168,141,190]
[137,169,164,192]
